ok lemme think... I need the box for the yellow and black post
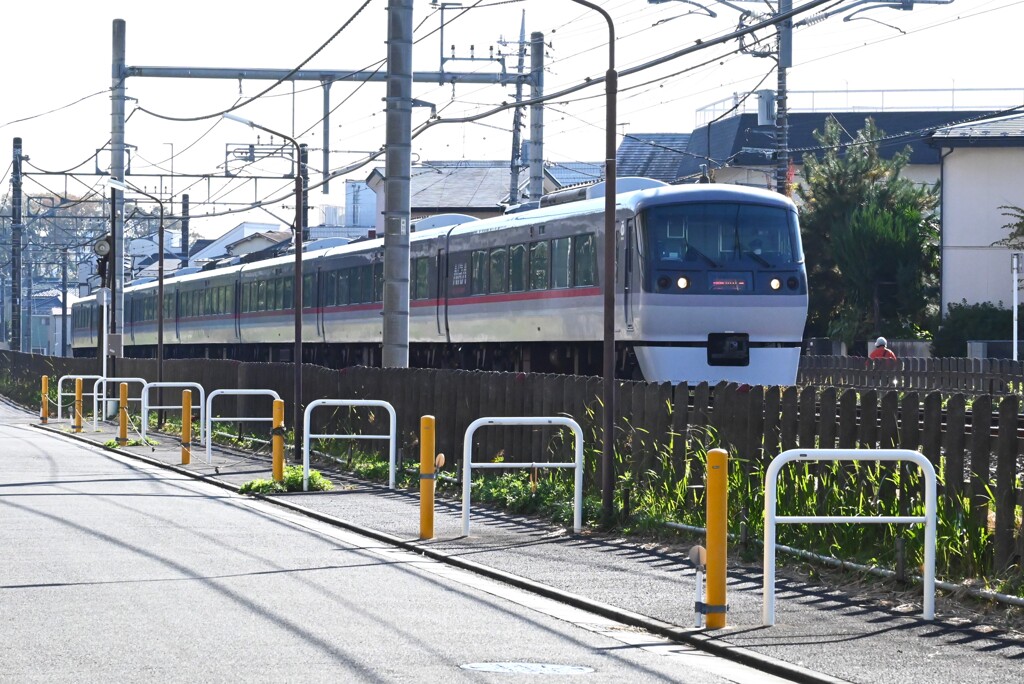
[705,447,729,628]
[73,378,83,433]
[117,382,128,446]
[419,415,436,540]
[272,399,285,482]
[40,376,48,424]
[181,390,192,465]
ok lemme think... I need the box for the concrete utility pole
[528,32,545,200]
[382,0,413,368]
[111,20,127,353]
[507,13,528,205]
[11,138,23,352]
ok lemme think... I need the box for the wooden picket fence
[798,355,1024,395]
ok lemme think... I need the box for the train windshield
[640,202,801,267]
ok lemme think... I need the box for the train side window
[471,249,488,295]
[509,243,527,293]
[359,265,373,303]
[283,277,293,310]
[574,233,596,286]
[350,268,362,303]
[373,262,384,302]
[489,247,508,294]
[338,270,350,305]
[448,252,470,298]
[276,278,287,310]
[241,283,250,313]
[256,281,267,311]
[414,257,429,299]
[552,237,572,289]
[225,285,234,313]
[325,271,338,307]
[303,274,316,309]
[530,241,549,290]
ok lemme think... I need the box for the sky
[2,0,1023,241]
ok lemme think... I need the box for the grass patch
[239,465,334,494]
[103,437,158,448]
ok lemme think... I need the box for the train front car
[622,185,807,386]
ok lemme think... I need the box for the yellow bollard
[73,378,83,433]
[705,447,729,629]
[419,415,436,540]
[40,376,49,424]
[272,399,285,482]
[181,390,192,465]
[117,382,128,446]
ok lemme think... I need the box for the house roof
[677,110,1000,178]
[616,133,693,182]
[369,161,511,211]
[545,162,604,188]
[928,111,1024,147]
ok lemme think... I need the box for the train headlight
[770,277,782,291]
[676,276,689,290]
[657,276,670,290]
[787,276,799,290]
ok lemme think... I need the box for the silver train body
[72,183,808,385]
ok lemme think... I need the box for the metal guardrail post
[461,416,584,536]
[181,390,192,466]
[763,448,936,625]
[705,448,728,629]
[203,389,281,467]
[40,376,48,424]
[302,399,398,493]
[73,378,83,434]
[117,382,128,446]
[420,415,436,540]
[273,399,285,482]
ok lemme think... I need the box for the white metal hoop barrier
[763,448,936,626]
[462,416,584,536]
[140,382,206,445]
[204,389,282,465]
[303,400,397,492]
[92,377,147,430]
[56,375,103,421]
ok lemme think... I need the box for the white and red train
[71,183,808,385]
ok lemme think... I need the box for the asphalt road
[0,407,791,683]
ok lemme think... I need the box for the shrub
[931,300,1017,357]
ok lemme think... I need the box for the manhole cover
[461,662,594,675]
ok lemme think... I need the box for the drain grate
[460,662,594,675]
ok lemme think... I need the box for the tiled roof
[616,133,693,182]
[546,162,604,187]
[369,161,511,210]
[677,110,1000,177]
[929,112,1024,146]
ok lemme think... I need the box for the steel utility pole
[775,0,792,195]
[11,138,23,352]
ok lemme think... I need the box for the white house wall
[940,147,1024,312]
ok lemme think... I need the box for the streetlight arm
[569,0,615,67]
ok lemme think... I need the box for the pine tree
[797,116,939,345]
